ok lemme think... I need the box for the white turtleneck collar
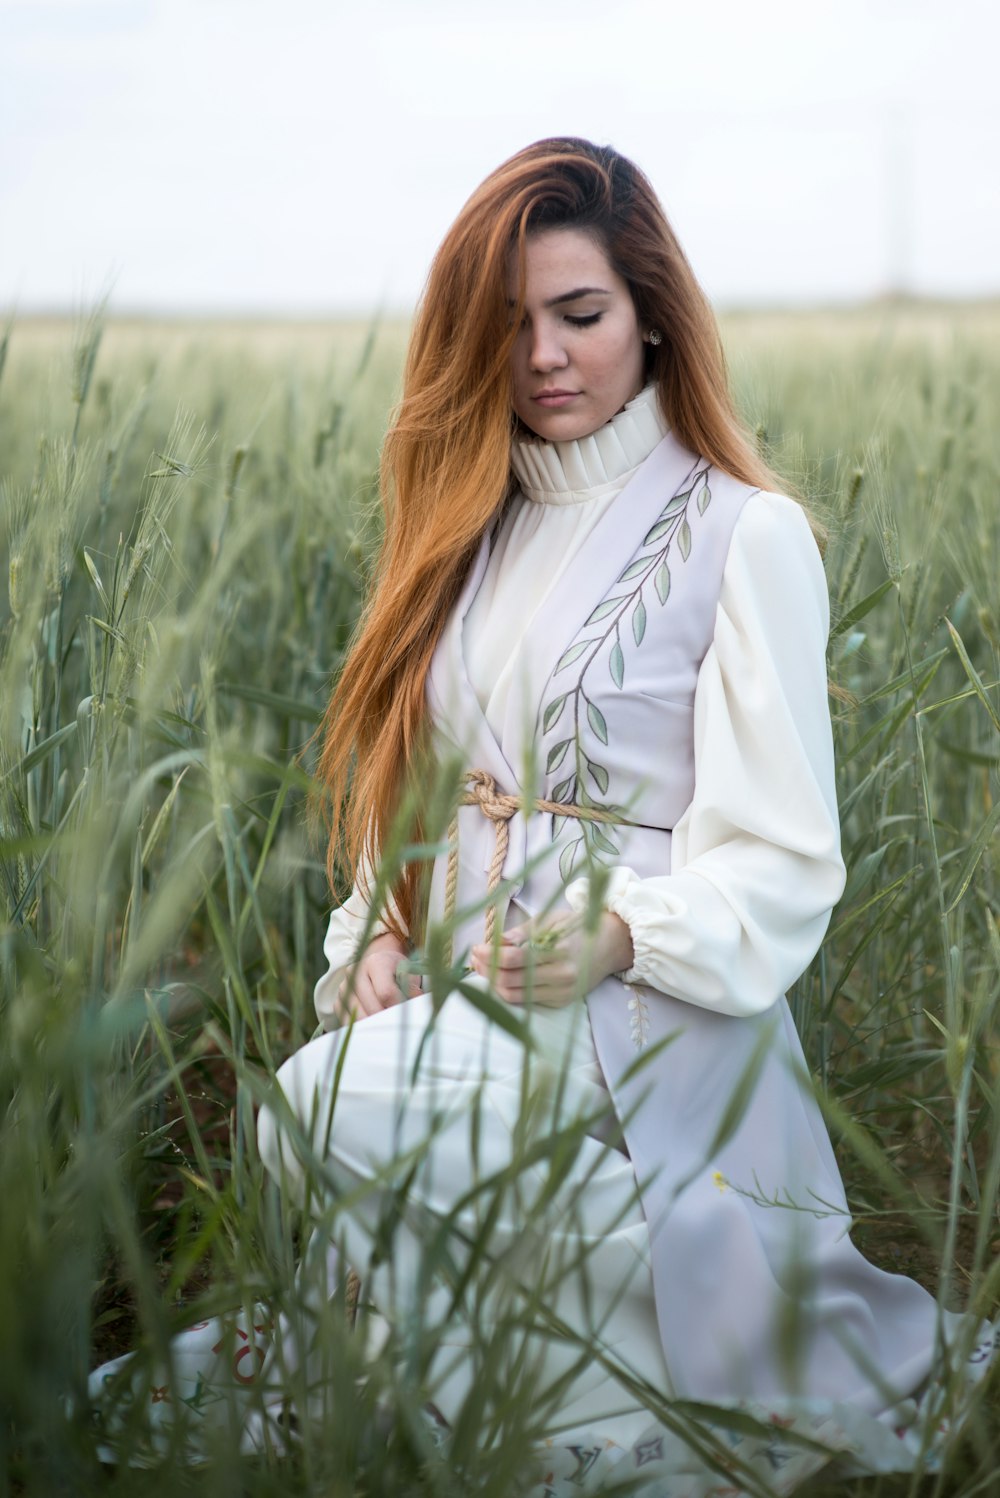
[509,384,669,506]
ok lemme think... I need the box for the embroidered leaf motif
[643,518,670,545]
[587,758,609,795]
[591,826,620,857]
[555,641,588,673]
[586,597,625,625]
[586,700,608,744]
[558,839,581,884]
[632,597,646,646]
[627,985,650,1050]
[643,496,687,543]
[538,460,711,868]
[546,738,572,773]
[543,693,568,732]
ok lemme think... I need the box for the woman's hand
[336,931,421,1024]
[470,911,634,1008]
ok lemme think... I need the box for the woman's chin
[517,405,605,444]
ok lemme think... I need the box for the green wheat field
[0,305,997,1496]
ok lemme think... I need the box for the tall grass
[0,308,997,1495]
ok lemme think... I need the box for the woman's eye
[565,313,603,328]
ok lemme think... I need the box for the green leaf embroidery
[586,597,625,625]
[591,827,620,857]
[643,495,687,543]
[546,738,572,773]
[555,641,588,672]
[587,758,609,795]
[632,597,646,646]
[543,693,568,732]
[538,461,710,853]
[559,839,581,884]
[586,700,608,744]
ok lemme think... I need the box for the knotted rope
[443,769,624,956]
[345,1266,360,1325]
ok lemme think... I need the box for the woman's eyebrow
[544,286,611,307]
[507,287,612,310]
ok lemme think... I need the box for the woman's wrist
[367,930,407,958]
[599,910,634,979]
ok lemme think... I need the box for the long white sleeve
[312,886,393,1031]
[566,491,846,1018]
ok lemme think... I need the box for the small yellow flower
[712,1170,728,1193]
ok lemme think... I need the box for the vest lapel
[498,432,702,766]
[427,533,520,794]
[426,532,533,943]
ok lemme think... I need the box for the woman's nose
[528,322,569,373]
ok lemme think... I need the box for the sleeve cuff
[565,865,651,986]
[313,894,393,1030]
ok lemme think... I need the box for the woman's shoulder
[728,488,824,570]
[736,487,816,539]
[720,489,830,628]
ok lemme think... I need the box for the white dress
[90,389,995,1494]
[313,385,840,1029]
[264,387,993,1492]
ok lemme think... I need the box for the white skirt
[258,984,674,1449]
[254,988,996,1494]
[87,988,996,1494]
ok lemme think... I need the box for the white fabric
[509,381,668,505]
[89,394,995,1490]
[566,491,844,1017]
[312,453,841,1030]
[259,986,675,1446]
[464,384,669,727]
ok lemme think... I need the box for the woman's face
[507,226,647,443]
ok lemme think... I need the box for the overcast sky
[3,0,999,314]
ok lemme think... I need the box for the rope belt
[443,768,624,950]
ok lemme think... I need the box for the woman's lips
[533,390,580,407]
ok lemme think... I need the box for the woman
[256,139,991,1490]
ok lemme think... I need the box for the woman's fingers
[481,942,542,970]
[336,973,378,1023]
[471,931,571,973]
[469,950,579,1006]
[470,912,631,1006]
[498,972,577,1007]
[496,958,576,990]
[336,946,420,1023]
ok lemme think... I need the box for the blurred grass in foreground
[0,305,997,1495]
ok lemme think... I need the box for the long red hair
[318,137,798,940]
